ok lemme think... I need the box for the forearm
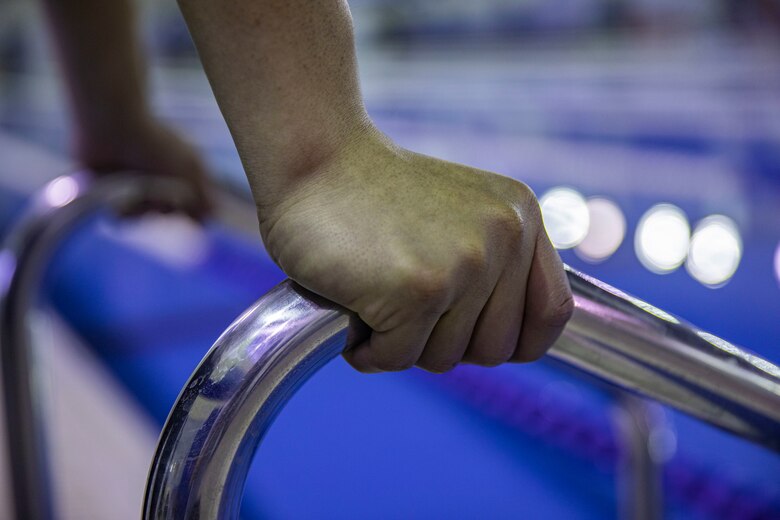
[181,1,572,377]
[42,0,151,147]
[177,0,371,206]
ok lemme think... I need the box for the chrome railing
[0,172,196,520]
[143,267,780,518]
[614,394,666,520]
[2,174,779,519]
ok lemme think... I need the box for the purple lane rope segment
[413,366,780,520]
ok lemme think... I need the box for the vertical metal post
[0,172,192,520]
[614,393,668,520]
[143,270,780,519]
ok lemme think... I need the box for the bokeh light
[43,176,79,208]
[540,187,590,250]
[635,204,690,274]
[686,215,742,287]
[576,197,626,263]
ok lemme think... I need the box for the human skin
[47,0,573,373]
[176,0,574,373]
[42,0,212,218]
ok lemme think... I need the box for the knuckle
[403,268,450,307]
[501,179,535,205]
[458,244,488,273]
[509,182,543,223]
[358,300,401,333]
[513,180,538,205]
[491,206,524,235]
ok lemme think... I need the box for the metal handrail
[2,174,778,520]
[143,272,780,518]
[0,172,196,520]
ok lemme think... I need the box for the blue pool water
[2,39,779,519]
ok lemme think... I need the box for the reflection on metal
[0,172,195,520]
[558,268,780,449]
[144,270,780,519]
[614,394,667,520]
[144,281,364,519]
[3,173,779,520]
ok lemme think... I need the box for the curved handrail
[0,172,196,520]
[143,270,780,519]
[2,173,778,519]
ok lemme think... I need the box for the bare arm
[176,0,369,206]
[179,0,574,373]
[43,0,151,157]
[42,0,211,215]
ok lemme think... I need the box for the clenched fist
[76,117,213,219]
[258,126,573,374]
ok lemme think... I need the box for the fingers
[345,257,525,374]
[180,160,215,221]
[339,177,573,376]
[181,175,213,222]
[462,263,527,367]
[511,232,574,363]
[343,315,437,373]
[115,179,209,221]
[345,297,491,375]
[90,127,214,221]
[415,302,482,373]
[345,232,573,374]
[155,151,213,221]
[122,166,213,222]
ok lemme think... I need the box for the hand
[75,117,213,219]
[258,126,573,374]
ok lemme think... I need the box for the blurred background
[0,0,779,518]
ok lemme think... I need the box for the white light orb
[576,197,626,262]
[43,176,79,208]
[635,204,690,274]
[685,215,742,287]
[540,187,590,250]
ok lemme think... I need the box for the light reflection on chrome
[567,267,680,324]
[774,242,780,287]
[698,331,780,380]
[147,268,780,518]
[0,251,16,294]
[42,175,79,208]
[625,298,680,325]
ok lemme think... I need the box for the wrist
[248,114,387,212]
[73,112,157,170]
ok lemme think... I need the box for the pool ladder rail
[1,173,778,520]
